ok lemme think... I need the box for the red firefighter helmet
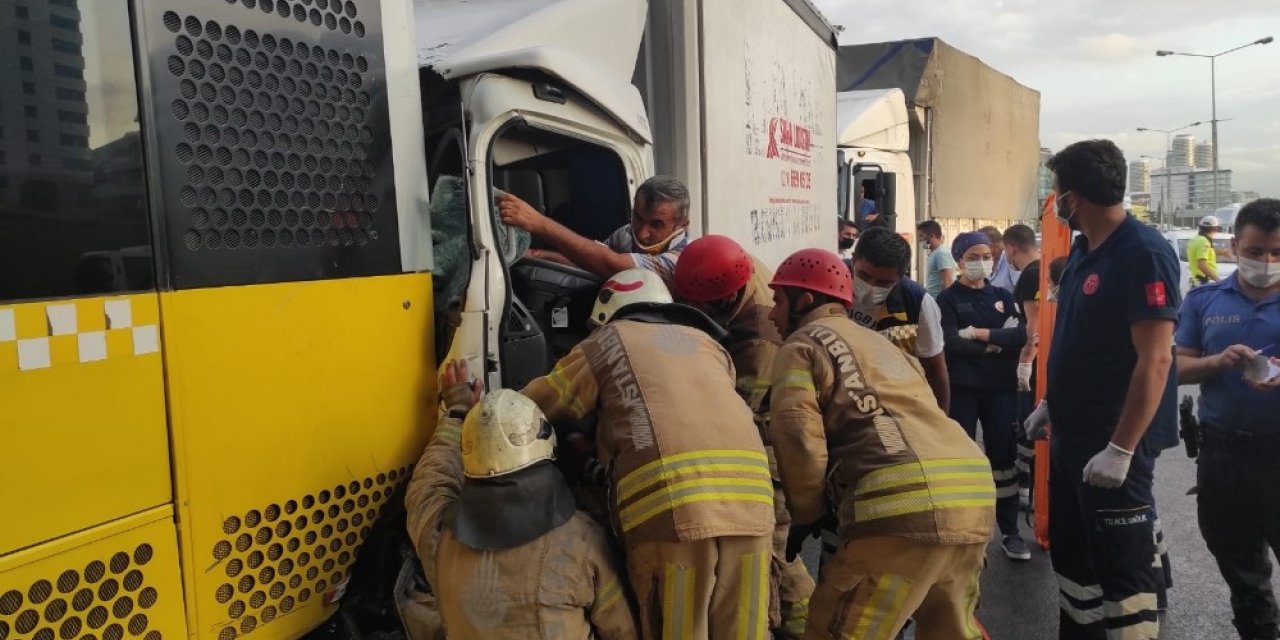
[769,248,854,307]
[672,235,754,303]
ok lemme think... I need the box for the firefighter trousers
[626,534,774,640]
[1197,436,1280,640]
[1049,436,1161,640]
[804,536,986,640]
[770,448,816,638]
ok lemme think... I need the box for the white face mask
[853,276,892,305]
[1237,256,1280,288]
[961,258,993,281]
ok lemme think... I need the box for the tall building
[1169,134,1195,168]
[1038,147,1053,205]
[1151,166,1234,224]
[1195,141,1214,169]
[0,0,92,207]
[1128,157,1151,194]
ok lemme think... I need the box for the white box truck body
[413,0,838,389]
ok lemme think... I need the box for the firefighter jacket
[523,317,775,546]
[768,304,995,545]
[714,256,782,413]
[405,416,638,639]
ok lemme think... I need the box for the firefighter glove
[1083,442,1133,489]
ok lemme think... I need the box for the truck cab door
[461,72,650,390]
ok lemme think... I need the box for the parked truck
[834,38,1041,252]
[0,2,836,640]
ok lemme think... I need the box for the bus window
[0,1,152,302]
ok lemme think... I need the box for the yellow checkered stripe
[774,368,815,392]
[735,375,771,409]
[852,458,995,522]
[735,551,770,640]
[616,449,773,533]
[545,363,587,419]
[0,294,160,373]
[596,576,624,613]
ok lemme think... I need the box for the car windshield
[1175,236,1236,263]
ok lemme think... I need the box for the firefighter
[523,268,775,640]
[672,235,815,638]
[766,248,996,640]
[405,360,638,639]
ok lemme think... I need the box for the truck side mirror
[837,151,851,220]
[875,172,896,228]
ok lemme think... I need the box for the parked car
[1164,228,1237,299]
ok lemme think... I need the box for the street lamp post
[1157,36,1273,213]
[1137,122,1202,229]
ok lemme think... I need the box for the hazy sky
[812,0,1280,196]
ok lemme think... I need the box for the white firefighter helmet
[591,268,673,326]
[460,389,556,478]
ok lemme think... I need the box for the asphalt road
[801,385,1278,639]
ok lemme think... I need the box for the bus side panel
[160,274,435,640]
[0,507,186,640]
[0,294,172,556]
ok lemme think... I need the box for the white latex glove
[1017,363,1033,391]
[1023,400,1050,440]
[1082,442,1134,489]
[958,326,978,340]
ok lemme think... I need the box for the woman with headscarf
[936,231,1030,561]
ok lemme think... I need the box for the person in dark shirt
[937,231,1029,561]
[1005,224,1042,508]
[1025,139,1180,640]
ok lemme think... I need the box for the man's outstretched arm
[498,194,634,277]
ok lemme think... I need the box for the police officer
[1026,139,1181,640]
[672,235,814,638]
[1189,215,1223,287]
[766,248,995,639]
[847,226,950,411]
[1176,198,1280,640]
[405,361,638,639]
[522,268,775,640]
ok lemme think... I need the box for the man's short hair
[917,220,942,238]
[978,225,1003,247]
[1002,224,1037,251]
[1045,139,1127,206]
[852,227,911,275]
[1048,256,1069,285]
[839,217,857,231]
[1235,198,1280,236]
[635,175,691,222]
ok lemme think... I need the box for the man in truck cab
[497,175,691,284]
[405,360,638,639]
[671,235,815,639]
[522,268,775,639]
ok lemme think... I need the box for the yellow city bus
[1,2,436,640]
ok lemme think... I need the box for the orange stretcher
[1034,193,1072,549]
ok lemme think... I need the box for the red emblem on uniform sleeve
[1145,282,1167,307]
[1083,273,1100,295]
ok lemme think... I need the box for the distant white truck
[834,38,1041,269]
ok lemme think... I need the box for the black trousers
[1198,432,1280,640]
[1049,437,1161,640]
[950,385,1020,536]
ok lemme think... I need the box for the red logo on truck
[766,117,812,159]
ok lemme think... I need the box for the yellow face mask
[632,227,685,255]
